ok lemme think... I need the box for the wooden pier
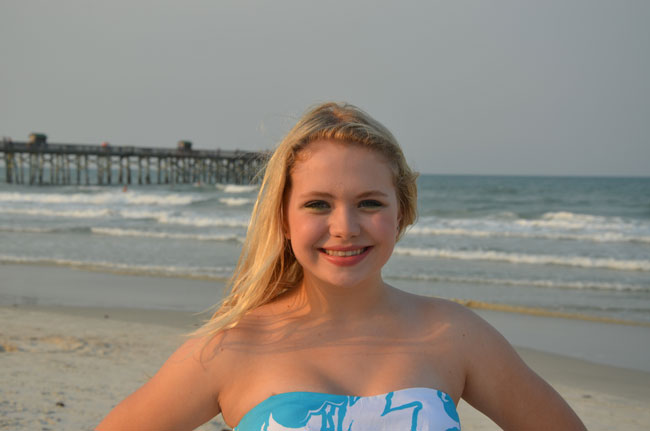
[0,134,265,186]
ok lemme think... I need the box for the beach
[3,0,649,428]
[1,264,649,430]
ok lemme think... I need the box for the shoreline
[4,259,649,326]
[2,262,649,372]
[451,297,650,327]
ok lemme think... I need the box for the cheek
[370,212,400,238]
[287,212,322,246]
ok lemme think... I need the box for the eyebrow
[298,190,390,199]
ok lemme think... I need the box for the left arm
[459,309,586,430]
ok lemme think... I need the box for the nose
[329,205,360,239]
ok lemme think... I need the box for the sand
[0,306,225,431]
[2,306,649,430]
[1,264,650,430]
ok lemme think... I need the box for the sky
[1,0,649,176]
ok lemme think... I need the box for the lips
[318,246,372,267]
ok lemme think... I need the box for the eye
[359,200,384,209]
[304,200,330,210]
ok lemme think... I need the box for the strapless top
[233,387,460,431]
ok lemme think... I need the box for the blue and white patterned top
[234,387,460,431]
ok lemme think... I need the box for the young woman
[97,102,586,430]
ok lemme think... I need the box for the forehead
[289,140,396,193]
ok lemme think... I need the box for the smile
[321,247,369,257]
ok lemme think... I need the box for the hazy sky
[1,1,649,176]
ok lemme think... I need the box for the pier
[0,134,265,186]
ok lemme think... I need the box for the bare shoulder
[417,297,503,347]
[391,291,493,363]
[394,292,586,430]
[395,290,485,331]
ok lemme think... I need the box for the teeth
[324,248,366,257]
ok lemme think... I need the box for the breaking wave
[407,226,650,244]
[385,273,649,292]
[0,207,250,228]
[393,247,650,272]
[119,210,250,228]
[0,254,233,281]
[216,184,258,193]
[0,208,112,218]
[90,227,244,242]
[0,191,203,206]
[408,211,650,244]
[218,197,254,206]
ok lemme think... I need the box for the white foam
[90,227,244,243]
[116,209,250,228]
[0,254,233,280]
[0,191,199,206]
[515,211,621,230]
[408,227,495,238]
[0,206,250,228]
[216,184,258,193]
[123,193,198,206]
[408,211,650,244]
[386,273,649,292]
[406,226,650,244]
[0,191,113,204]
[219,197,254,206]
[0,207,112,219]
[161,213,246,228]
[393,247,650,272]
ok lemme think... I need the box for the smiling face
[285,139,400,290]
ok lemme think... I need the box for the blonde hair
[195,102,418,338]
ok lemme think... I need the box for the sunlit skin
[285,140,400,298]
[96,139,587,431]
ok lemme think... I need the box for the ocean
[1,174,649,324]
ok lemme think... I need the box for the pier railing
[0,138,266,186]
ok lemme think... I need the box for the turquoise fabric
[234,387,460,431]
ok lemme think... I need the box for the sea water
[0,174,648,323]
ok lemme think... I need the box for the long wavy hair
[194,102,418,338]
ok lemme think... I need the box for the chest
[218,338,464,427]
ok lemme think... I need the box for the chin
[315,273,380,289]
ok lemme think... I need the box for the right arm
[458,309,586,430]
[96,337,222,431]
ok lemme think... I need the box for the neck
[291,274,394,321]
